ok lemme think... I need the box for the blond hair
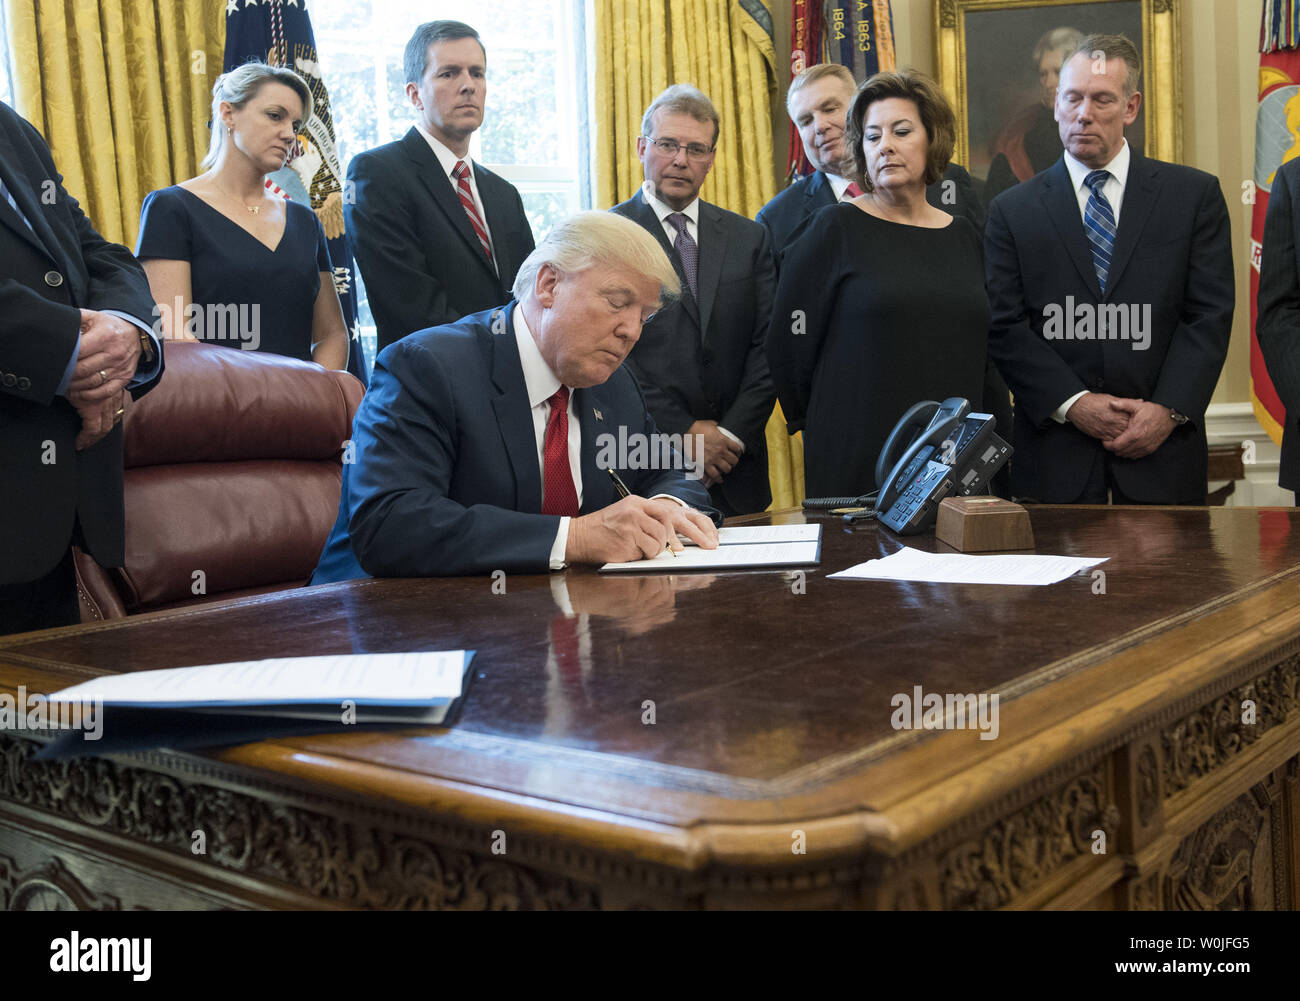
[202,62,313,170]
[513,212,681,304]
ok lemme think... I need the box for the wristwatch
[1168,408,1189,425]
[137,329,156,365]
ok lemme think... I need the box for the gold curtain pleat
[5,0,225,248]
[594,0,803,509]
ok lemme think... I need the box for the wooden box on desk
[935,497,1034,552]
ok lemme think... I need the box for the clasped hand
[686,419,743,487]
[566,495,718,564]
[1066,392,1176,460]
[66,309,141,450]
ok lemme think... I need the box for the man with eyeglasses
[611,84,776,517]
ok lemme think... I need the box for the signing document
[830,547,1108,586]
[601,524,821,572]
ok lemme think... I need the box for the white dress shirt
[638,180,743,452]
[416,122,497,271]
[514,308,582,569]
[825,171,855,201]
[1053,140,1131,423]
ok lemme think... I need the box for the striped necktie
[1083,169,1116,295]
[452,160,494,264]
[0,176,35,234]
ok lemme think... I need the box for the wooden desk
[1,506,1298,910]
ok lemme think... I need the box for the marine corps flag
[1250,1,1300,445]
[224,0,368,386]
[784,1,896,183]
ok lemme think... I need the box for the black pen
[607,469,677,556]
[607,468,632,498]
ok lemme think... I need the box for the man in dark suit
[1256,156,1300,498]
[611,84,775,516]
[757,63,984,262]
[985,34,1234,505]
[0,100,162,634]
[345,20,535,351]
[312,211,718,583]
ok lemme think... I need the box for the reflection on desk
[1,506,1298,910]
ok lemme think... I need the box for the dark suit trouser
[0,546,78,635]
[1073,449,1204,506]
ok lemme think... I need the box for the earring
[227,126,232,135]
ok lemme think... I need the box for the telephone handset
[874,397,1013,535]
[875,397,970,516]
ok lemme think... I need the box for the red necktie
[843,181,864,199]
[550,614,582,684]
[452,160,494,263]
[542,387,580,516]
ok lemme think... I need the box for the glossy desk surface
[5,506,1300,868]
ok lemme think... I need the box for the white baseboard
[1204,403,1293,507]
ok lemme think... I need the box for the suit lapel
[476,167,514,280]
[1041,158,1103,299]
[1104,151,1159,297]
[574,385,617,514]
[695,202,725,340]
[402,128,498,285]
[0,121,58,261]
[629,191,700,323]
[806,170,835,212]
[488,303,544,511]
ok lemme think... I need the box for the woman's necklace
[214,180,263,216]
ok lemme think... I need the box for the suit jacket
[1256,156,1300,492]
[985,151,1234,503]
[312,302,715,582]
[344,127,535,351]
[755,162,985,266]
[610,191,775,514]
[0,101,161,586]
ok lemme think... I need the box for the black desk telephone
[802,397,1012,535]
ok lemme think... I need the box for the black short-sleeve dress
[135,185,332,362]
[766,202,991,498]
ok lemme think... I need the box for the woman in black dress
[766,69,990,498]
[136,63,349,370]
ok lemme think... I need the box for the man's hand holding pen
[566,494,718,565]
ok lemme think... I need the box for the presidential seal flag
[224,0,368,386]
[1251,0,1300,445]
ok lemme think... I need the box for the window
[0,2,14,108]
[312,0,591,365]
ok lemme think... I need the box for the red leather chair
[74,341,364,620]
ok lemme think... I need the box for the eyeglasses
[642,136,715,160]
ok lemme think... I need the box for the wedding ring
[113,408,124,424]
[99,369,107,386]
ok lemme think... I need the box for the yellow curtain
[593,0,804,509]
[5,0,225,248]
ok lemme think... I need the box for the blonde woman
[135,62,348,369]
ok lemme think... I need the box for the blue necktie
[0,176,34,234]
[1083,169,1116,295]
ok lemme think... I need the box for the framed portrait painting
[934,0,1181,202]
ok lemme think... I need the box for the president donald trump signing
[313,211,719,582]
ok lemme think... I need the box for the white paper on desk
[601,540,821,572]
[829,547,1108,586]
[45,651,472,708]
[680,524,822,546]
